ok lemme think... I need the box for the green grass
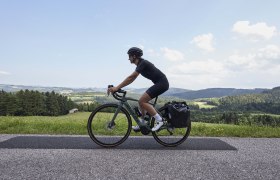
[0,113,89,135]
[191,122,280,138]
[0,112,280,137]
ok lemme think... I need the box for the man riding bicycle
[108,47,169,131]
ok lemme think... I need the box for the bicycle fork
[107,104,122,129]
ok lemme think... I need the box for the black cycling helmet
[127,47,143,57]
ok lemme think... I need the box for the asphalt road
[0,134,279,180]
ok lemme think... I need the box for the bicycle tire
[152,106,191,147]
[87,103,132,147]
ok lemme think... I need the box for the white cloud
[266,64,280,78]
[0,71,11,75]
[227,53,260,71]
[165,44,280,89]
[257,44,280,59]
[167,59,228,89]
[169,59,225,75]
[160,47,184,62]
[232,21,277,41]
[227,44,280,71]
[191,33,215,52]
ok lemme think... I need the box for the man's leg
[139,93,163,131]
[132,93,153,131]
[138,93,157,117]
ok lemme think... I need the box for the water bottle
[134,107,142,117]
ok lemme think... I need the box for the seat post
[153,96,158,106]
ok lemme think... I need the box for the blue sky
[1,0,280,90]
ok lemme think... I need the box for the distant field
[193,102,217,109]
[68,92,106,104]
[250,113,280,117]
[1,112,279,137]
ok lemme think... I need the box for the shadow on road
[0,136,237,150]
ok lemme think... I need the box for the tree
[6,93,18,115]
[46,91,60,116]
[0,90,8,115]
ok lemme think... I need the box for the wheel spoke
[87,104,132,147]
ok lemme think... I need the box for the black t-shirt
[135,59,167,84]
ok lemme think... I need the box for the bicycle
[87,85,191,147]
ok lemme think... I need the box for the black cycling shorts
[146,77,169,99]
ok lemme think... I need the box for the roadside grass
[191,123,280,138]
[0,112,280,137]
[0,113,89,135]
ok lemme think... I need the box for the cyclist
[108,47,169,131]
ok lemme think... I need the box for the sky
[0,0,280,90]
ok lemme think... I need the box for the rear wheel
[87,103,132,147]
[152,106,191,147]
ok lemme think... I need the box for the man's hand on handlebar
[107,85,119,95]
[107,85,127,100]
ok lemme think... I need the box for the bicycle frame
[110,91,158,129]
[88,86,191,147]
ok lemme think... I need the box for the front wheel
[152,106,191,147]
[87,103,132,147]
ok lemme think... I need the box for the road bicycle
[87,86,191,147]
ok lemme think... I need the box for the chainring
[140,126,151,135]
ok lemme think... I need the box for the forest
[0,90,76,116]
[189,87,280,127]
[217,86,280,114]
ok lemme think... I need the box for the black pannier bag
[164,101,190,128]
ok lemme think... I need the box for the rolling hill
[170,88,267,100]
[0,84,269,100]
